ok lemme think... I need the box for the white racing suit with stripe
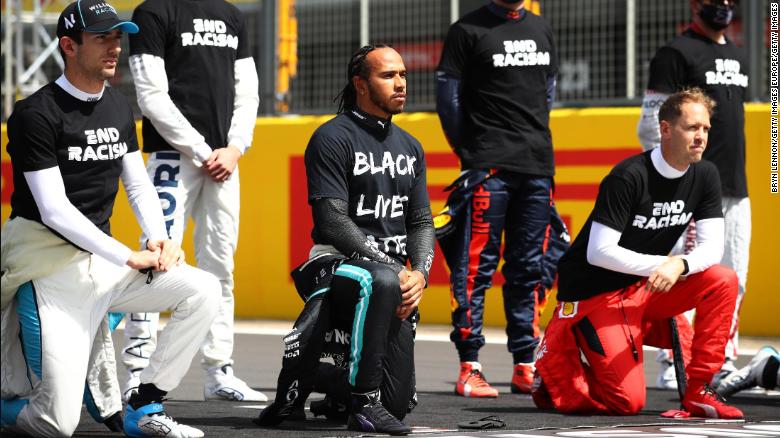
[1,218,122,427]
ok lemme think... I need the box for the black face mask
[699,2,734,30]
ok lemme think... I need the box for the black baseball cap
[57,0,139,39]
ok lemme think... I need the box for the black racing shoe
[310,396,348,422]
[254,402,291,427]
[287,397,307,421]
[347,390,411,436]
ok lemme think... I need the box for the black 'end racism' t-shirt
[130,0,250,153]
[7,82,139,235]
[437,6,558,176]
[557,151,723,301]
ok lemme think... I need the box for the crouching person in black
[255,44,434,436]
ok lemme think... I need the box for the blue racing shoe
[124,402,203,438]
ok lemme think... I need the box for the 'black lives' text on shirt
[305,109,430,264]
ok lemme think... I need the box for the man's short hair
[658,88,716,124]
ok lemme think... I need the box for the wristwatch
[681,257,689,276]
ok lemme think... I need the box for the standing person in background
[637,0,750,391]
[122,0,264,402]
[435,0,563,397]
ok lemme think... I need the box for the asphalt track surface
[4,324,779,437]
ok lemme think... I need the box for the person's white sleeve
[586,221,669,277]
[683,218,724,274]
[637,90,670,151]
[121,151,168,242]
[24,167,132,266]
[226,57,259,155]
[129,54,212,162]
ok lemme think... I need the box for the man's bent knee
[603,393,645,415]
[19,408,79,438]
[370,265,401,290]
[593,374,645,415]
[555,392,644,416]
[699,265,738,292]
[173,268,220,319]
[367,266,403,307]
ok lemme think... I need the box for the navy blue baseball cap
[57,0,139,39]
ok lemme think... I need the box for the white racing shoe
[124,402,203,438]
[204,364,268,402]
[655,349,677,390]
[717,346,780,398]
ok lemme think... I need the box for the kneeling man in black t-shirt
[256,45,434,436]
[532,88,743,419]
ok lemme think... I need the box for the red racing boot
[682,383,744,419]
[455,362,499,398]
[511,363,534,394]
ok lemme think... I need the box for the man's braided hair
[335,44,391,114]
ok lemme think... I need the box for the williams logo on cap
[63,14,77,30]
[57,0,139,39]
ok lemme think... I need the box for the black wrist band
[681,258,689,276]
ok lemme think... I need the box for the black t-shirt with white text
[556,151,723,301]
[647,29,748,198]
[130,0,250,153]
[437,6,558,176]
[7,82,139,235]
[305,108,430,265]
